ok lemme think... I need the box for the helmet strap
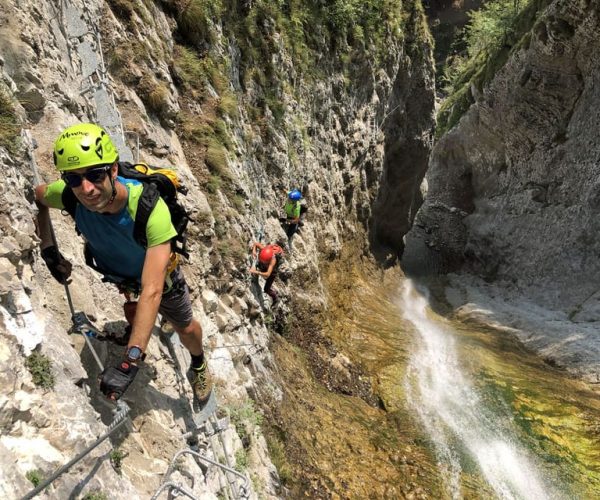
[107,175,117,205]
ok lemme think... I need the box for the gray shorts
[159,267,193,329]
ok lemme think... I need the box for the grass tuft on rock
[25,469,43,487]
[25,351,55,390]
[0,86,20,153]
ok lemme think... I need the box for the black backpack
[62,161,191,260]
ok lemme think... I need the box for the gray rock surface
[0,0,434,497]
[404,0,600,380]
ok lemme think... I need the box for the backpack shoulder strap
[117,161,136,175]
[134,183,160,248]
[61,186,78,218]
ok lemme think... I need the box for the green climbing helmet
[53,123,119,171]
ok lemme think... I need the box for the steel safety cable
[21,401,130,500]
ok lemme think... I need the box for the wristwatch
[125,345,146,363]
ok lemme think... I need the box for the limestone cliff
[0,0,435,498]
[403,0,600,381]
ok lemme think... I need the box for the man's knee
[175,318,201,337]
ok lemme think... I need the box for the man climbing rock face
[248,241,284,306]
[34,123,213,406]
[281,188,307,241]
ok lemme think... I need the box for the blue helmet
[288,189,302,201]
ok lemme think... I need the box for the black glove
[99,360,139,400]
[41,246,72,284]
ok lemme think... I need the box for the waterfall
[400,280,556,499]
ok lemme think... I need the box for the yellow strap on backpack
[133,162,182,189]
[167,252,180,275]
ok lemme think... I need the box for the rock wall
[403,0,600,380]
[370,23,436,262]
[0,0,435,497]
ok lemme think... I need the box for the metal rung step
[192,389,218,426]
[77,40,100,78]
[94,87,121,126]
[152,448,250,500]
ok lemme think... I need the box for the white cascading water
[400,280,556,499]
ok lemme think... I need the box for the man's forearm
[35,202,55,248]
[128,287,162,351]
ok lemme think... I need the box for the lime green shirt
[43,177,176,280]
[284,200,301,219]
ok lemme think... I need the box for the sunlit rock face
[369,45,436,263]
[403,0,600,379]
[0,0,436,496]
[405,0,600,306]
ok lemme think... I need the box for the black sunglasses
[62,165,111,188]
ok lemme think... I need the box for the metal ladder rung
[77,40,100,78]
[151,449,250,500]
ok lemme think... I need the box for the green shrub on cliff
[82,491,108,500]
[438,0,549,137]
[106,0,150,24]
[168,0,419,217]
[465,0,531,57]
[25,351,55,390]
[230,399,264,438]
[178,0,223,48]
[173,46,206,95]
[25,469,43,487]
[170,0,413,127]
[137,75,171,116]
